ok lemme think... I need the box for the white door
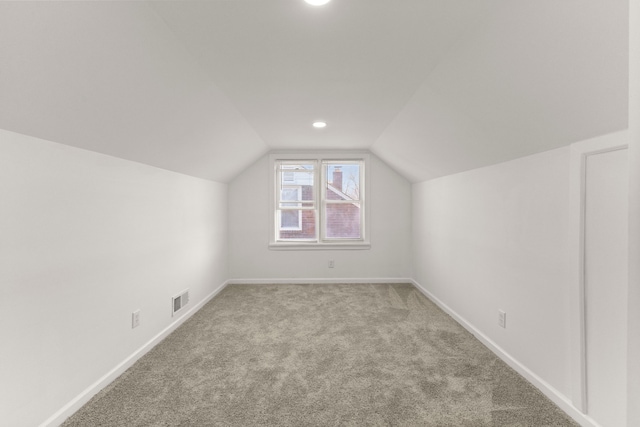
[584,147,628,427]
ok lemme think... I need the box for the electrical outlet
[132,310,140,329]
[498,310,506,328]
[328,260,335,268]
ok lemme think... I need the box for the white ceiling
[0,0,629,183]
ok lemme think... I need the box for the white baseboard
[41,280,230,427]
[410,279,598,427]
[227,277,414,285]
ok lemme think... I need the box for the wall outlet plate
[498,310,506,328]
[132,310,140,329]
[328,260,335,268]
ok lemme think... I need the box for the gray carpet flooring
[63,283,578,426]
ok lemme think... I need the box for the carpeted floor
[63,283,578,426]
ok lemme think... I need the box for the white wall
[0,129,228,427]
[628,1,640,425]
[228,153,412,281]
[412,147,574,400]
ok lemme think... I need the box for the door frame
[569,130,628,413]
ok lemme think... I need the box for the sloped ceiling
[0,0,629,183]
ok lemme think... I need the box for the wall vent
[172,289,190,316]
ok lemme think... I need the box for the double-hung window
[270,153,370,249]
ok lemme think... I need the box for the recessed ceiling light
[305,0,331,6]
[313,121,327,128]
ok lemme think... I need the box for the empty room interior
[1,1,639,426]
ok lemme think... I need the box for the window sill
[269,242,371,251]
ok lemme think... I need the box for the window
[270,153,370,249]
[323,161,362,240]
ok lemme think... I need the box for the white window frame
[269,152,371,250]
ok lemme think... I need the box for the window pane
[281,210,300,229]
[325,202,361,239]
[278,210,317,240]
[326,163,360,201]
[280,164,314,202]
[281,187,300,201]
[279,185,315,208]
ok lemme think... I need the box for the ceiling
[0,0,629,183]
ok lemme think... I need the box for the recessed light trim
[313,121,327,128]
[305,0,331,6]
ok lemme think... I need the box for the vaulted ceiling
[0,0,629,183]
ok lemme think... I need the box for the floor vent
[172,290,189,316]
